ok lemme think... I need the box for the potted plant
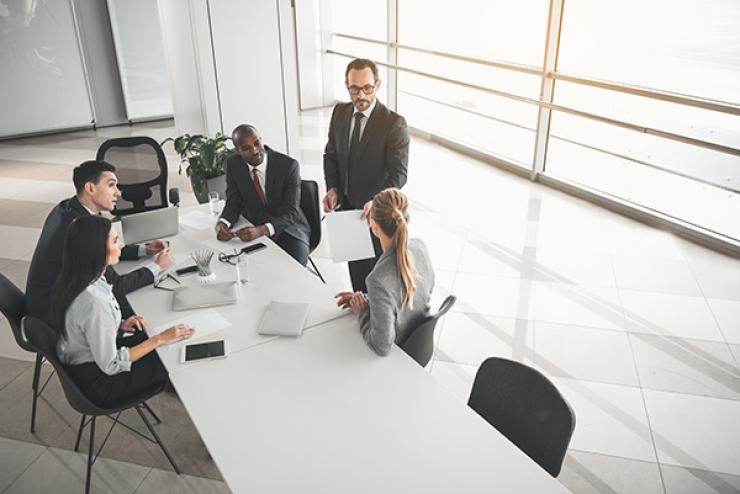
[161,132,232,204]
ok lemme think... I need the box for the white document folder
[325,210,375,262]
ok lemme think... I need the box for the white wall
[158,0,299,154]
[0,0,93,137]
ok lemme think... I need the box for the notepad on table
[257,302,311,337]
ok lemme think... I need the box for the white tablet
[180,340,230,363]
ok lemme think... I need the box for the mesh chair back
[400,295,456,366]
[96,136,168,216]
[468,357,575,477]
[300,180,322,252]
[22,316,110,415]
[0,273,33,353]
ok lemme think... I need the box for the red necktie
[252,168,267,206]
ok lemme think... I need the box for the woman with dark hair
[51,215,193,408]
[335,188,435,356]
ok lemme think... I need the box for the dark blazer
[324,100,409,208]
[25,196,154,323]
[220,146,310,246]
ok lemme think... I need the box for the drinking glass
[208,191,220,215]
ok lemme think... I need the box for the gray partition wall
[0,0,93,137]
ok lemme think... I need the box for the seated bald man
[215,124,311,265]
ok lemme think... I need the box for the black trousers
[273,232,309,266]
[66,331,168,410]
[343,197,383,292]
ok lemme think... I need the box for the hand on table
[216,222,235,241]
[236,225,268,242]
[120,315,148,333]
[156,324,194,346]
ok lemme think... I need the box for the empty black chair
[23,316,180,494]
[468,357,575,477]
[0,273,47,432]
[300,180,325,283]
[96,136,168,216]
[399,295,456,367]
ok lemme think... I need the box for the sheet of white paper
[151,309,231,344]
[325,210,375,262]
[179,210,217,230]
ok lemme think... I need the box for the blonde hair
[372,188,416,306]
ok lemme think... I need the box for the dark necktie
[252,167,267,206]
[349,112,364,163]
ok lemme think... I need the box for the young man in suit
[323,58,410,292]
[215,124,311,265]
[26,160,172,323]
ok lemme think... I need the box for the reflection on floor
[0,111,739,493]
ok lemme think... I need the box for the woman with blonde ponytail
[336,188,435,356]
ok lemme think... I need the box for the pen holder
[191,248,216,284]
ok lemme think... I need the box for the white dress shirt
[218,153,275,236]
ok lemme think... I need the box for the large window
[316,0,740,244]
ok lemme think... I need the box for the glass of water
[235,252,249,285]
[208,191,220,215]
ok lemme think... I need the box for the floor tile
[644,389,740,475]
[428,361,477,402]
[630,333,740,400]
[559,450,664,494]
[436,312,534,367]
[661,463,740,494]
[706,299,740,345]
[611,256,703,297]
[620,290,725,341]
[0,199,55,229]
[0,226,40,261]
[452,273,534,320]
[0,258,31,292]
[0,356,33,391]
[0,436,46,492]
[534,281,625,331]
[5,446,150,494]
[552,377,657,462]
[688,258,740,301]
[534,322,639,387]
[0,177,74,203]
[730,345,740,367]
[0,319,36,362]
[134,468,232,494]
[456,240,531,279]
[534,249,617,287]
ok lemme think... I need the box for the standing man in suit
[216,124,311,265]
[26,160,172,324]
[323,58,410,292]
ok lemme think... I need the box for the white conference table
[122,205,569,494]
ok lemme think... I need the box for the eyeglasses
[218,249,243,266]
[347,84,377,95]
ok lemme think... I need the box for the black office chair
[399,295,456,367]
[300,180,325,283]
[96,136,169,216]
[23,316,180,494]
[468,357,575,477]
[0,273,48,433]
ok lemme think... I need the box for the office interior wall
[72,0,128,127]
[0,0,93,137]
[158,0,299,154]
[157,0,220,136]
[107,0,173,121]
[295,0,325,109]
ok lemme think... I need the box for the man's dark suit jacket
[25,196,154,324]
[323,100,409,208]
[220,146,310,246]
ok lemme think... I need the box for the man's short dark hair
[231,124,260,147]
[73,160,116,194]
[345,58,379,83]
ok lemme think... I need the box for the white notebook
[257,302,311,337]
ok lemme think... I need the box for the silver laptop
[121,207,179,244]
[172,282,238,311]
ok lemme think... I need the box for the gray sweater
[358,238,435,356]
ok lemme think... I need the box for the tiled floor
[1,111,739,493]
